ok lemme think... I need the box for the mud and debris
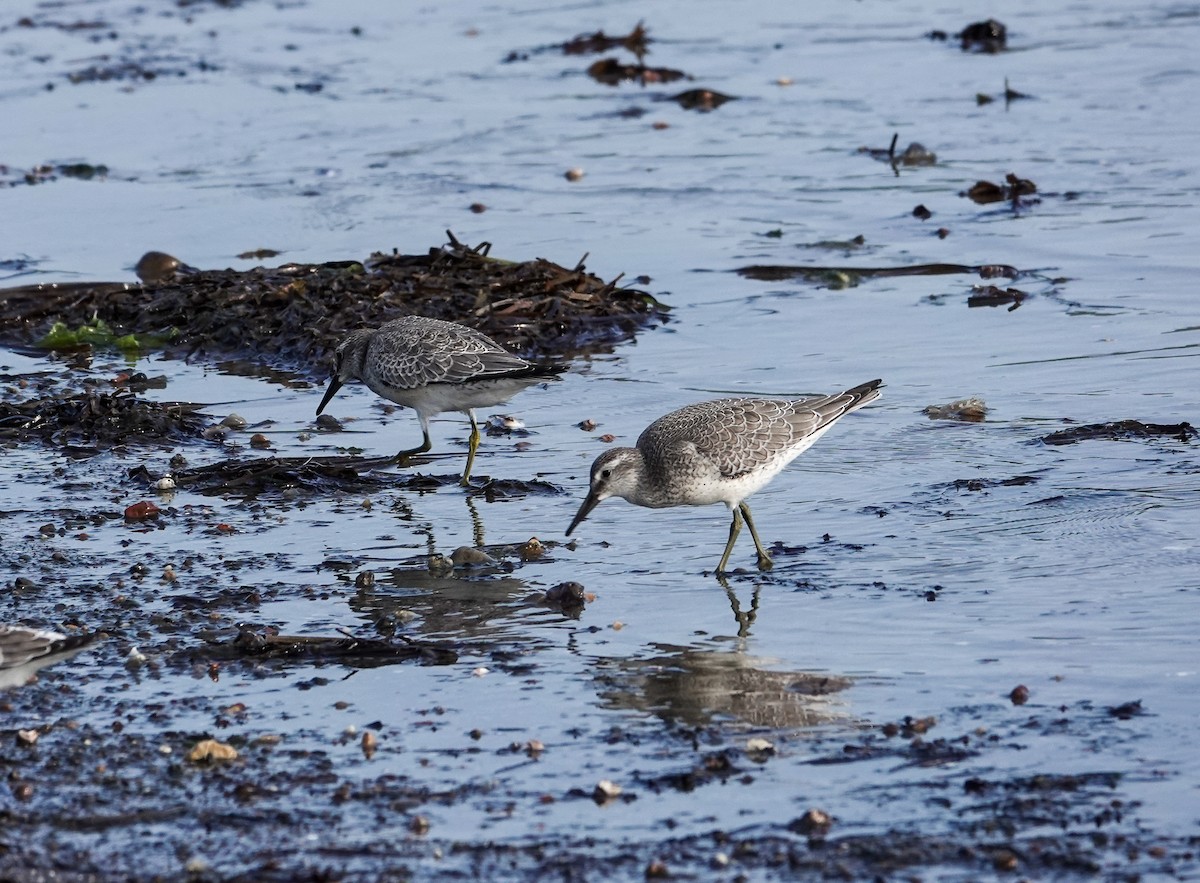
[1039,420,1197,446]
[0,233,668,376]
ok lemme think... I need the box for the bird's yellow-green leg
[740,502,773,571]
[461,410,480,486]
[396,425,433,466]
[717,506,744,574]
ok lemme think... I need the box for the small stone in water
[593,779,622,803]
[221,413,247,430]
[450,546,494,567]
[923,397,987,422]
[315,414,342,431]
[486,414,525,432]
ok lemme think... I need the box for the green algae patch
[37,318,178,354]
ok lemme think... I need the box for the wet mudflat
[3,1,1200,881]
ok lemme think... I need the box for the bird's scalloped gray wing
[368,322,531,389]
[643,397,858,479]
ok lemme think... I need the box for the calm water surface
[3,0,1199,877]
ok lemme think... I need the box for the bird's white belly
[367,378,534,415]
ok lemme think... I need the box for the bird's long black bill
[315,377,344,416]
[566,491,601,536]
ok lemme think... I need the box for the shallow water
[3,0,1200,879]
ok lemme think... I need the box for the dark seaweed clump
[0,390,207,452]
[0,234,668,376]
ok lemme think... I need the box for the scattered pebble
[519,537,546,560]
[486,414,525,432]
[427,554,454,574]
[577,419,597,431]
[471,667,489,677]
[16,729,39,747]
[992,848,1019,871]
[315,414,342,431]
[134,251,184,284]
[593,779,622,803]
[542,581,590,613]
[450,546,495,567]
[645,859,669,878]
[746,737,775,758]
[124,501,161,522]
[221,413,248,430]
[184,858,210,875]
[788,808,832,836]
[1009,684,1030,705]
[565,167,585,182]
[187,738,238,763]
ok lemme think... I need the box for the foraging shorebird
[567,380,883,573]
[317,316,564,484]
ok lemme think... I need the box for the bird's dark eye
[599,468,611,480]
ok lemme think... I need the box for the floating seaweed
[736,262,1020,288]
[1039,420,1196,446]
[562,22,651,57]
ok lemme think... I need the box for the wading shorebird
[0,625,95,690]
[566,380,883,574]
[317,316,564,484]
